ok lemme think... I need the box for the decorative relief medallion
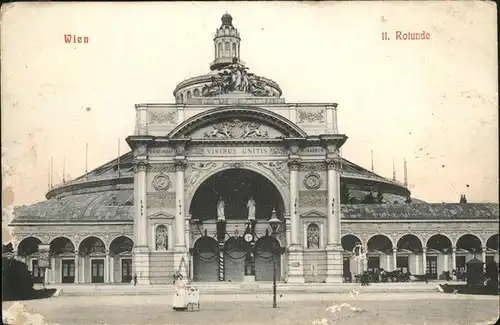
[148,111,176,124]
[300,162,327,172]
[185,162,217,189]
[147,164,175,173]
[297,109,325,124]
[152,174,171,191]
[257,161,288,186]
[303,172,322,190]
[147,193,176,208]
[204,119,268,139]
[299,191,327,206]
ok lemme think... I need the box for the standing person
[133,273,137,286]
[172,274,188,311]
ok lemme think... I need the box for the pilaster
[422,247,427,275]
[392,247,397,271]
[133,245,151,285]
[287,246,305,283]
[174,159,187,250]
[74,252,79,284]
[287,157,301,247]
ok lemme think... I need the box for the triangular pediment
[300,210,326,218]
[58,251,76,257]
[149,212,175,219]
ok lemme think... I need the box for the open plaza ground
[3,292,498,325]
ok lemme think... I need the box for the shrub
[2,257,35,301]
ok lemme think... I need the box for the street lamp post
[268,208,282,309]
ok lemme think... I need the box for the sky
[1,1,498,218]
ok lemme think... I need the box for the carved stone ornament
[175,144,186,156]
[147,164,176,173]
[303,172,322,190]
[326,156,342,170]
[133,160,148,172]
[289,145,300,155]
[257,161,288,186]
[152,174,171,191]
[222,161,250,169]
[147,193,176,208]
[185,162,217,189]
[287,159,301,171]
[204,119,268,139]
[299,191,328,206]
[300,162,327,172]
[148,111,176,124]
[174,160,187,172]
[297,109,325,124]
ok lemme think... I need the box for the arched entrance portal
[190,168,285,282]
[190,169,285,220]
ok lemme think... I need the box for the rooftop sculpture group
[202,60,273,97]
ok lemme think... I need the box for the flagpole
[85,143,88,181]
[63,157,66,184]
[371,149,374,172]
[50,157,53,188]
[117,138,121,177]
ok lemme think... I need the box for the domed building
[8,14,499,285]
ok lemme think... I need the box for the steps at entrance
[50,282,450,296]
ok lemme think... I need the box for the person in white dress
[172,275,188,310]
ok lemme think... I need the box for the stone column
[174,159,188,277]
[443,252,449,272]
[105,251,110,283]
[392,248,397,271]
[51,257,56,284]
[415,254,420,275]
[451,247,456,271]
[74,252,79,284]
[386,254,391,271]
[325,155,343,283]
[110,257,114,283]
[286,157,304,283]
[422,248,427,275]
[133,158,151,285]
[81,256,85,283]
[481,246,487,270]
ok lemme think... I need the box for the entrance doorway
[189,168,286,282]
[343,257,350,277]
[31,260,44,284]
[91,259,105,283]
[121,259,132,283]
[426,256,437,279]
[61,260,75,283]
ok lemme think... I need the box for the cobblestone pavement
[3,293,498,325]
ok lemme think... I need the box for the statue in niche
[247,197,256,220]
[307,224,320,249]
[217,197,225,221]
[155,225,168,251]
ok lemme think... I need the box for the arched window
[224,42,230,57]
[232,43,236,58]
[155,225,168,251]
[186,91,192,99]
[193,89,200,97]
[307,223,320,249]
[218,43,222,58]
[178,93,184,103]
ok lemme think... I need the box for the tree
[340,182,350,204]
[2,257,35,301]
